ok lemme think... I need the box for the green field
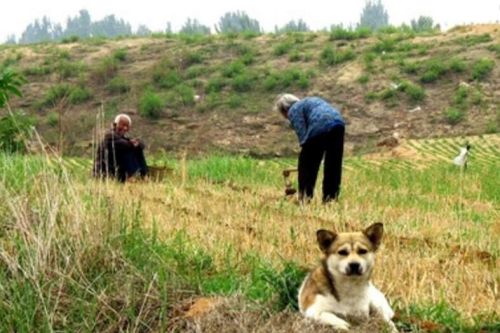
[0,135,499,332]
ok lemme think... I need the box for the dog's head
[317,223,384,279]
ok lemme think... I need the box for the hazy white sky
[1,0,499,41]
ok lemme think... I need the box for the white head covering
[273,93,300,114]
[114,114,132,126]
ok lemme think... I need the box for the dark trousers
[116,148,148,182]
[298,126,344,202]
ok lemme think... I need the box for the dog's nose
[348,262,361,275]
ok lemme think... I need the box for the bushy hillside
[1,24,499,156]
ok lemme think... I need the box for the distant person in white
[453,144,471,169]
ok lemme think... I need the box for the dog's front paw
[332,319,350,331]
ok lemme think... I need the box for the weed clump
[139,90,163,119]
[319,46,355,66]
[471,58,494,81]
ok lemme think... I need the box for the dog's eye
[338,250,349,256]
[358,249,368,255]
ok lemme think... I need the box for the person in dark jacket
[275,94,345,203]
[93,114,148,182]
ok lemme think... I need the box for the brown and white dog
[298,223,397,331]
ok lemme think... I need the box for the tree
[91,15,132,37]
[65,9,92,38]
[180,18,211,35]
[165,22,173,34]
[4,35,17,45]
[358,0,389,31]
[215,11,261,34]
[411,16,438,32]
[275,19,310,33]
[19,16,63,44]
[136,24,152,36]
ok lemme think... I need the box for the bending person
[274,94,345,203]
[94,114,148,182]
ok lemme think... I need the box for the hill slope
[1,24,499,156]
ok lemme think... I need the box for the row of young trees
[6,1,439,44]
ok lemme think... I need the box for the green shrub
[113,48,128,62]
[420,59,448,83]
[320,46,355,66]
[231,43,254,56]
[363,52,377,71]
[202,92,223,110]
[282,68,309,89]
[205,77,226,93]
[54,49,71,60]
[176,84,195,106]
[231,73,254,92]
[185,65,207,79]
[399,81,425,102]
[183,51,204,67]
[379,87,397,101]
[153,70,181,89]
[453,86,469,107]
[456,33,492,47]
[0,111,34,153]
[372,38,397,53]
[357,74,370,84]
[57,60,84,79]
[263,76,279,91]
[41,84,72,107]
[68,86,92,104]
[488,44,500,58]
[288,51,301,62]
[92,56,118,83]
[471,58,494,81]
[445,107,464,125]
[222,61,245,78]
[240,52,256,66]
[449,58,466,73]
[400,61,421,74]
[227,94,243,109]
[470,89,483,106]
[106,76,130,94]
[47,112,58,127]
[273,42,293,56]
[139,90,163,119]
[23,65,52,76]
[263,68,310,91]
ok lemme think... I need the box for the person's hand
[131,138,140,147]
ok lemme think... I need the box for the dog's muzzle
[346,262,363,276]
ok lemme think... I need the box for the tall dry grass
[0,134,498,331]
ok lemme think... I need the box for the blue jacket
[288,97,345,146]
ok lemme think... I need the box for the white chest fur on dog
[298,223,397,332]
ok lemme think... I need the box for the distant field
[0,134,498,332]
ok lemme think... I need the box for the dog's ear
[317,229,337,252]
[363,223,384,251]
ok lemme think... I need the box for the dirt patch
[337,62,364,85]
